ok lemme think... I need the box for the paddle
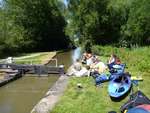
[130,78,140,99]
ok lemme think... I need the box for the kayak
[108,74,132,99]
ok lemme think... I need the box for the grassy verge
[51,46,150,113]
[15,52,56,64]
[0,52,56,64]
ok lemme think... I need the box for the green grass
[15,53,49,64]
[13,52,55,64]
[51,46,150,113]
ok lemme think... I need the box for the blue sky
[0,0,2,7]
[63,0,68,6]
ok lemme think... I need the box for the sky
[59,0,68,7]
[0,0,2,7]
[64,0,68,6]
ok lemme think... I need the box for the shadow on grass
[108,111,117,113]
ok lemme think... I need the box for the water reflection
[72,47,81,63]
[0,75,59,113]
[0,48,80,113]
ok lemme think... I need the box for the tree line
[0,0,71,57]
[0,0,149,57]
[65,0,150,48]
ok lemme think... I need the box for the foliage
[0,0,71,58]
[91,45,150,73]
[66,0,110,44]
[84,40,92,53]
[65,0,150,48]
[121,0,150,46]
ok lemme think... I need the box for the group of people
[67,52,122,78]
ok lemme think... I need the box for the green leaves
[66,0,150,47]
[0,0,71,57]
[124,0,150,45]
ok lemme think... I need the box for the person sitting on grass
[90,59,108,80]
[90,60,109,86]
[90,59,107,74]
[86,53,93,66]
[81,52,93,66]
[81,53,87,64]
[108,54,116,64]
[108,54,121,71]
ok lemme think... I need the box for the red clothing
[115,58,121,64]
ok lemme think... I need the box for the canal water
[0,48,81,113]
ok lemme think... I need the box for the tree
[2,0,71,53]
[66,0,120,45]
[121,0,150,46]
[66,0,150,47]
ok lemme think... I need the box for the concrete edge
[31,51,69,113]
[31,75,69,113]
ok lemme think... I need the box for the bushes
[84,40,92,53]
[91,45,150,74]
[92,45,121,57]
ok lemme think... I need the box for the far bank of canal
[0,48,81,113]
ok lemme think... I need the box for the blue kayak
[108,74,132,98]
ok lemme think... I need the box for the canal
[0,48,81,113]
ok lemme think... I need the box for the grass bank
[11,52,56,64]
[51,46,150,113]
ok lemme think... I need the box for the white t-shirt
[86,58,93,66]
